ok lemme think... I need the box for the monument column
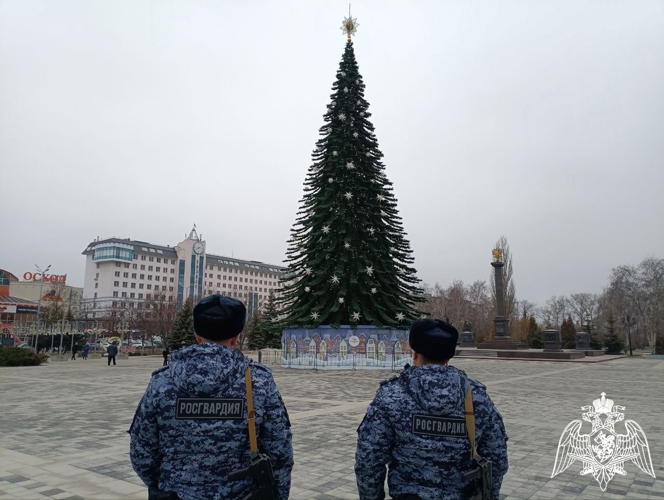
[491,259,510,339]
[478,248,527,350]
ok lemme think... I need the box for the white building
[82,227,285,318]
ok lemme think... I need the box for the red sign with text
[23,272,67,284]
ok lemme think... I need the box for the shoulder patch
[379,374,399,386]
[151,365,170,376]
[250,361,272,375]
[469,378,487,391]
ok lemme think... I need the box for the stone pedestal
[575,332,590,350]
[542,329,563,352]
[460,331,475,348]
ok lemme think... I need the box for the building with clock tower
[81,226,285,320]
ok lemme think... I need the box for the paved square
[2,355,663,499]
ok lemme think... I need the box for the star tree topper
[341,5,359,41]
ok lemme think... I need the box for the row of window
[135,255,175,263]
[293,339,402,359]
[203,274,280,286]
[204,264,280,279]
[110,282,170,291]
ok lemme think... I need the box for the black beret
[193,294,246,340]
[409,319,459,361]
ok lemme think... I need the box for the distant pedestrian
[82,343,90,360]
[162,346,170,366]
[107,341,118,366]
[71,344,78,360]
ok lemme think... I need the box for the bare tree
[537,295,568,329]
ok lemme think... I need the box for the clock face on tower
[193,241,204,255]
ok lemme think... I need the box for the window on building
[149,257,154,262]
[156,267,160,272]
[132,264,137,269]
[124,263,130,268]
[123,272,128,278]
[114,281,119,287]
[141,265,145,270]
[131,273,136,279]
[115,271,120,277]
[169,287,174,292]
[157,258,161,263]
[112,301,118,308]
[162,286,167,291]
[367,339,376,360]
[234,277,238,282]
[319,340,327,359]
[147,284,152,290]
[96,263,100,269]
[340,340,348,358]
[140,274,145,279]
[138,293,144,299]
[170,277,174,283]
[148,266,153,271]
[308,340,316,356]
[148,275,152,280]
[113,291,118,297]
[171,268,175,274]
[394,341,402,361]
[95,283,98,289]
[139,284,144,289]
[141,255,146,261]
[155,276,160,281]
[121,292,127,297]
[378,341,386,361]
[130,283,136,288]
[171,259,176,264]
[116,262,121,268]
[122,282,128,287]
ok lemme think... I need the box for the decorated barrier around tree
[281,325,411,370]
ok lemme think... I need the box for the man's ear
[229,334,240,348]
[194,333,204,344]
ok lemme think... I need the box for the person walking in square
[71,343,78,360]
[355,319,509,500]
[107,341,118,366]
[162,346,170,366]
[129,294,293,500]
[82,342,90,360]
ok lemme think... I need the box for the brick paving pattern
[1,355,663,499]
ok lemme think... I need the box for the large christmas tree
[280,15,423,328]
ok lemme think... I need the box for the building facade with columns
[81,227,285,318]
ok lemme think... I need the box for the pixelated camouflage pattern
[129,343,293,500]
[355,364,508,500]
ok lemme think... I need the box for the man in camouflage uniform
[129,294,293,500]
[355,319,508,500]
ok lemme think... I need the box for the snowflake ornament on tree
[346,161,354,169]
[396,312,405,322]
[331,275,340,284]
[339,297,345,304]
[310,311,320,321]
[352,312,361,321]
[344,192,353,200]
[322,225,331,234]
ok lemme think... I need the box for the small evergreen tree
[262,292,284,349]
[603,311,624,354]
[526,316,543,348]
[247,310,266,351]
[170,300,195,347]
[560,315,576,349]
[584,316,603,350]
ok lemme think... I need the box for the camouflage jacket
[355,364,508,500]
[129,343,293,500]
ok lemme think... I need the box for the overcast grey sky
[1,0,662,304]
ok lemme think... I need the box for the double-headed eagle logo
[552,393,655,491]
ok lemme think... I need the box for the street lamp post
[34,264,51,352]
